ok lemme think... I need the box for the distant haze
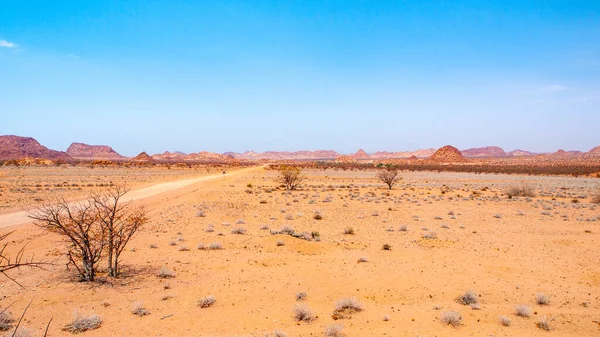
[1,1,599,156]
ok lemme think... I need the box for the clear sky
[1,1,599,156]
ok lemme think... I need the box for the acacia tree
[278,165,304,190]
[377,169,401,190]
[29,198,106,281]
[91,186,147,277]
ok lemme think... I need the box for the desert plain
[1,164,599,337]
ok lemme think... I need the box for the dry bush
[457,290,478,305]
[0,311,13,331]
[231,227,246,235]
[325,324,344,337]
[157,266,175,279]
[357,257,368,263]
[343,227,354,235]
[64,313,102,333]
[515,304,532,317]
[333,298,363,317]
[592,189,600,204]
[272,330,287,337]
[535,293,550,306]
[382,244,391,250]
[1,232,47,285]
[440,311,461,327]
[293,304,315,322]
[296,292,308,301]
[377,169,401,190]
[499,316,511,327]
[198,295,216,308]
[131,301,150,316]
[536,317,551,331]
[278,166,304,190]
[506,185,535,198]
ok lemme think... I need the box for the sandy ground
[1,168,599,336]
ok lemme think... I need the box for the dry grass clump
[0,311,13,331]
[506,185,535,198]
[157,266,175,279]
[332,298,363,319]
[272,330,287,337]
[343,227,354,235]
[592,190,600,204]
[197,295,216,308]
[8,327,34,337]
[536,316,551,331]
[357,257,368,263]
[535,293,550,306]
[324,324,344,337]
[293,304,315,322]
[131,301,150,316]
[382,244,391,250]
[499,316,511,326]
[457,290,478,305]
[63,312,102,333]
[276,240,285,246]
[422,231,438,239]
[515,304,532,317]
[296,292,308,301]
[231,227,246,235]
[440,311,462,327]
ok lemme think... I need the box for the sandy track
[0,166,262,229]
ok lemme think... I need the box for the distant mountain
[225,150,340,160]
[352,149,370,159]
[0,135,71,160]
[369,149,436,159]
[588,146,600,154]
[66,142,124,159]
[131,152,155,162]
[461,146,507,158]
[507,149,534,157]
[428,145,467,163]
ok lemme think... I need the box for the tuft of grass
[272,330,287,337]
[382,244,391,250]
[296,292,308,301]
[398,225,408,232]
[422,232,438,239]
[157,266,175,279]
[131,301,150,316]
[333,298,363,316]
[536,317,551,331]
[197,295,216,308]
[343,227,355,235]
[63,313,102,334]
[148,243,158,249]
[178,245,190,251]
[231,227,247,235]
[293,304,315,322]
[535,293,550,306]
[499,316,511,327]
[515,304,532,317]
[457,290,478,305]
[313,212,323,220]
[324,324,344,337]
[506,185,536,198]
[276,240,285,246]
[440,311,462,327]
[357,257,368,263]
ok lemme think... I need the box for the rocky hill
[588,146,600,154]
[226,150,340,160]
[0,135,71,161]
[352,149,370,160]
[461,146,507,158]
[507,150,534,157]
[369,149,436,159]
[131,152,155,163]
[428,145,468,163]
[66,142,124,159]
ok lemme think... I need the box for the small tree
[29,199,105,281]
[377,169,401,190]
[91,186,147,277]
[278,165,304,190]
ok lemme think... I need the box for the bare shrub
[422,231,437,239]
[231,227,246,235]
[293,304,315,322]
[499,316,511,326]
[382,244,391,250]
[178,245,190,251]
[0,311,13,331]
[1,232,48,285]
[157,266,175,279]
[278,166,304,190]
[515,304,532,317]
[506,185,535,198]
[296,292,308,301]
[276,240,285,246]
[64,312,102,333]
[131,301,150,316]
[198,295,216,308]
[357,257,368,263]
[324,324,344,337]
[333,298,363,317]
[343,227,354,235]
[457,290,478,305]
[592,190,600,204]
[440,311,461,327]
[398,225,408,232]
[377,169,401,190]
[536,316,551,331]
[272,331,287,337]
[535,293,550,306]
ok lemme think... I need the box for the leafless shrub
[63,312,102,333]
[515,304,532,317]
[231,227,246,235]
[499,316,511,326]
[148,244,158,249]
[208,243,223,250]
[293,304,315,322]
[398,225,408,232]
[1,232,48,285]
[440,311,461,327]
[131,301,150,316]
[592,190,600,204]
[333,298,363,317]
[0,311,13,331]
[178,245,190,251]
[377,169,401,190]
[536,317,551,331]
[197,295,216,308]
[276,240,285,246]
[272,330,287,337]
[324,324,344,337]
[506,185,535,198]
[357,257,368,263]
[343,227,354,235]
[382,244,391,250]
[535,293,550,306]
[296,292,308,301]
[157,266,175,279]
[422,232,438,239]
[457,290,478,305]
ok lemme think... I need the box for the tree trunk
[107,229,114,277]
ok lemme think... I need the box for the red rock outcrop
[66,142,124,159]
[0,135,71,160]
[428,145,468,163]
[461,146,507,158]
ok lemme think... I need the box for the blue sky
[1,1,599,156]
